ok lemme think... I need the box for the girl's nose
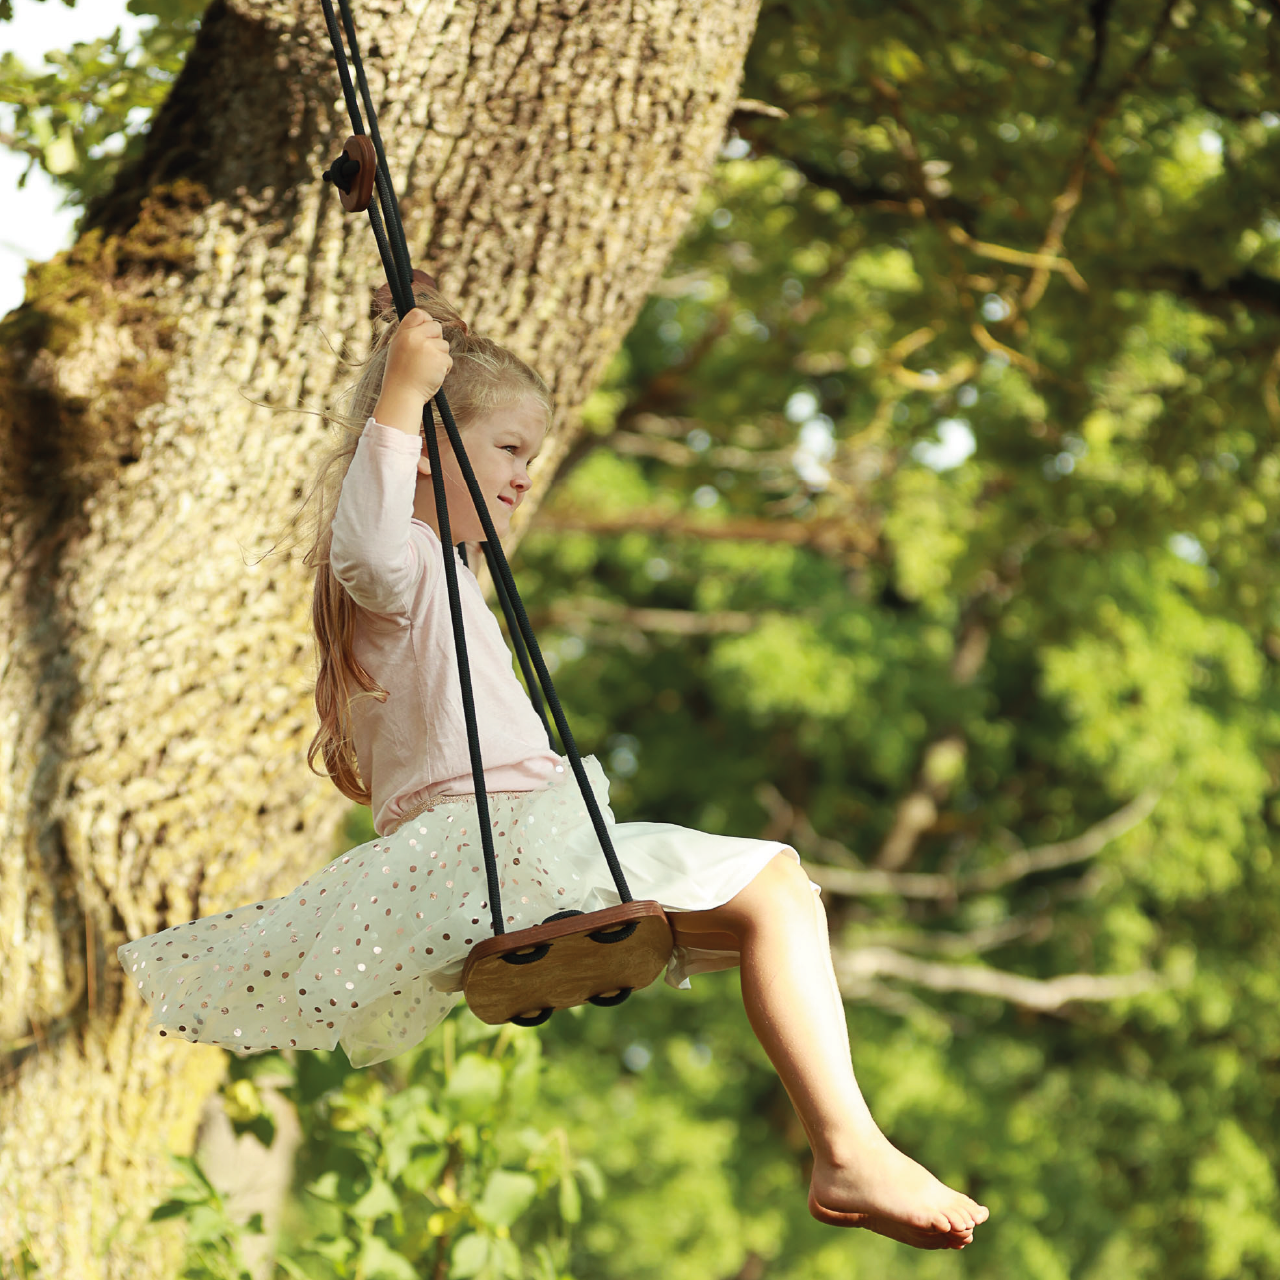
[512,466,531,491]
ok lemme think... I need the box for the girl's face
[414,395,546,542]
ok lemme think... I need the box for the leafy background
[6,0,1280,1276]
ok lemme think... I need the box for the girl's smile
[412,395,546,541]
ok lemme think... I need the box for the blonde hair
[299,277,550,805]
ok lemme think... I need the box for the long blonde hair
[300,275,550,805]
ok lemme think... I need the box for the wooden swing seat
[462,901,673,1026]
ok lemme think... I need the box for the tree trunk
[0,0,759,1272]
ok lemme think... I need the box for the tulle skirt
[117,758,797,1067]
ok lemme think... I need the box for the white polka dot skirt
[117,756,796,1067]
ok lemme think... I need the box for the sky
[0,0,149,314]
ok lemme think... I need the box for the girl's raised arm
[328,311,452,615]
[372,309,452,435]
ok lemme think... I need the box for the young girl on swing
[119,278,988,1250]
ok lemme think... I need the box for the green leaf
[305,1170,341,1202]
[450,1233,490,1279]
[149,1199,192,1222]
[557,1171,581,1225]
[304,1234,356,1264]
[398,1149,449,1195]
[573,1157,605,1202]
[474,1170,538,1229]
[350,1176,400,1222]
[491,1235,523,1279]
[357,1235,419,1280]
[443,1053,505,1119]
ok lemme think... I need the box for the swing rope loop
[317,0,637,943]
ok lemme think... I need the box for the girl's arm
[329,311,452,614]
[372,309,452,435]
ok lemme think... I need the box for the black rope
[432,393,634,904]
[317,0,636,925]
[484,541,556,751]
[421,403,505,937]
[333,0,415,308]
[318,0,412,320]
[366,201,407,315]
[319,0,414,316]
[318,0,363,138]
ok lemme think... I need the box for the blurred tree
[0,0,205,208]
[505,1,1280,1276]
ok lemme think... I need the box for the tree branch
[804,863,951,899]
[832,946,1161,1012]
[848,915,1051,958]
[804,789,1159,899]
[611,428,793,474]
[962,788,1160,893]
[537,508,879,560]
[754,782,865,868]
[545,596,756,635]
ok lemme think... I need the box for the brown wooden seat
[462,901,673,1026]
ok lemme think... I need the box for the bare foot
[809,1133,988,1249]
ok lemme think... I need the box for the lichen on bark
[0,0,760,1274]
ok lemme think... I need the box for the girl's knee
[758,850,816,908]
[690,851,816,942]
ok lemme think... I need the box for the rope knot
[322,152,362,193]
[322,135,376,212]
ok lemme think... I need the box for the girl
[119,280,987,1250]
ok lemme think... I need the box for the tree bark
[0,0,759,1272]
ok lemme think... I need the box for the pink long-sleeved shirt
[328,418,561,835]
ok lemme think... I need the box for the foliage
[505,1,1280,1276]
[149,1155,263,1280]
[157,1018,595,1280]
[0,0,203,209]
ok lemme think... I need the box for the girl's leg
[671,853,989,1249]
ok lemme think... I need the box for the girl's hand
[373,309,453,435]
